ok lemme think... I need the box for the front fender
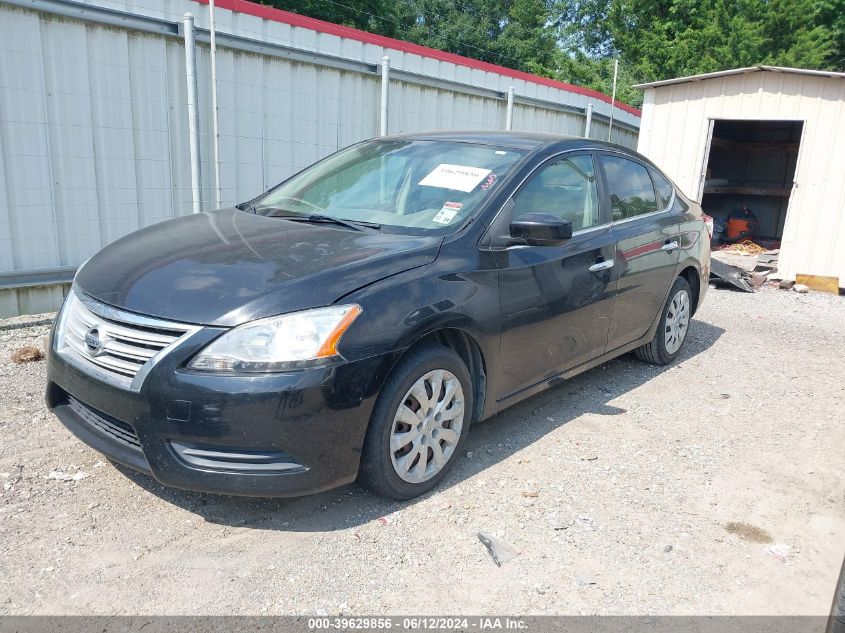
[336,256,502,413]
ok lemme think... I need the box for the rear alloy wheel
[664,288,691,355]
[634,276,693,365]
[359,344,472,500]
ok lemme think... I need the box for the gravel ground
[1,286,843,615]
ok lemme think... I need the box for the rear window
[601,155,658,221]
[650,168,675,209]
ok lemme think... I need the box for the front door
[491,152,616,399]
[598,153,681,351]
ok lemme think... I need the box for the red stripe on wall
[191,0,641,117]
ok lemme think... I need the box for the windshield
[252,140,526,234]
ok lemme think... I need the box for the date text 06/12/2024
[307,617,528,630]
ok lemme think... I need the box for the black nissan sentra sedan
[46,131,710,500]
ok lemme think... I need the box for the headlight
[189,305,362,372]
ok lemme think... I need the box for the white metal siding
[0,0,639,316]
[638,72,845,285]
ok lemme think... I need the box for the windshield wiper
[282,214,381,232]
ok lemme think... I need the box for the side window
[650,168,675,210]
[511,154,600,232]
[601,155,658,221]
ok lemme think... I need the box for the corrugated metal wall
[637,70,845,285]
[0,0,640,317]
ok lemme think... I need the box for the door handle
[661,240,679,251]
[588,259,615,272]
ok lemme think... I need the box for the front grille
[67,395,141,450]
[56,289,198,390]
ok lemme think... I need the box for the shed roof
[633,65,845,90]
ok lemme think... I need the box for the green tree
[761,0,836,68]
[392,0,510,65]
[263,0,560,76]
[552,52,642,107]
[394,0,559,74]
[556,0,840,87]
[260,0,844,110]
[497,0,559,75]
[263,0,401,36]
[817,0,845,68]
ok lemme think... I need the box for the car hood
[75,208,442,326]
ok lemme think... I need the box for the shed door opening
[700,119,803,248]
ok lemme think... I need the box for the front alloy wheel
[359,344,473,500]
[390,369,465,484]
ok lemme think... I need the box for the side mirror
[509,213,573,246]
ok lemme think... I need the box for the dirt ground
[1,285,843,615]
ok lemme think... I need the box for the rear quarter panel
[674,197,711,312]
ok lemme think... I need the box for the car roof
[385,130,637,154]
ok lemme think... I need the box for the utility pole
[380,56,390,136]
[209,0,222,209]
[505,86,514,130]
[183,13,202,214]
[608,59,618,142]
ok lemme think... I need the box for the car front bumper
[45,325,391,497]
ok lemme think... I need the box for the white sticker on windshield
[419,164,492,192]
[432,201,462,225]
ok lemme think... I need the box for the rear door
[599,153,681,351]
[491,152,616,398]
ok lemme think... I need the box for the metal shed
[635,66,845,288]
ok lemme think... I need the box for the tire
[634,276,693,366]
[358,344,473,500]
